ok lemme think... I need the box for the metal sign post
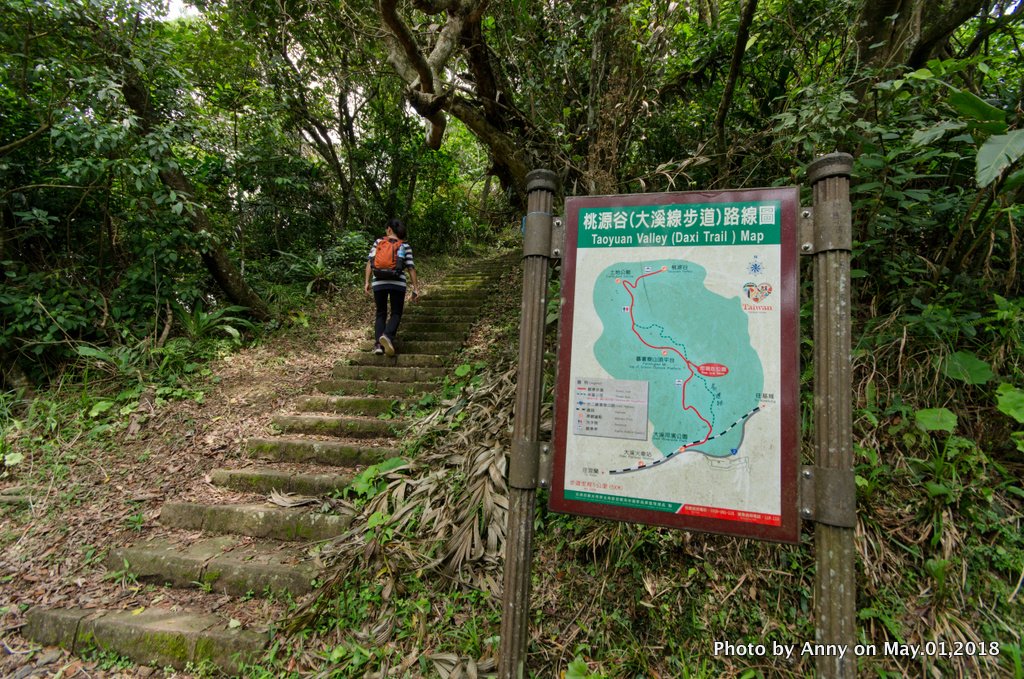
[806,153,857,678]
[498,169,558,679]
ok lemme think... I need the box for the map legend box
[572,378,649,440]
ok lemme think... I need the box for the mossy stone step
[272,413,402,438]
[160,501,352,541]
[330,364,445,383]
[400,319,473,329]
[363,330,466,343]
[24,606,267,674]
[105,536,317,597]
[366,320,472,333]
[401,306,476,319]
[342,352,445,368]
[414,298,485,308]
[357,340,462,355]
[246,437,397,466]
[293,394,395,416]
[316,378,437,397]
[209,467,352,495]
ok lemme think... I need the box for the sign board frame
[548,187,801,543]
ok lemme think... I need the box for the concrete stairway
[23,253,517,673]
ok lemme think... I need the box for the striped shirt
[368,238,415,290]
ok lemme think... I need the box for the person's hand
[364,282,371,294]
[410,289,419,302]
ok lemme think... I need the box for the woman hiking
[364,218,419,356]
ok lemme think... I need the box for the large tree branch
[447,96,531,195]
[714,0,759,165]
[909,0,986,67]
[959,2,1024,58]
[857,0,986,69]
[427,10,466,74]
[379,0,436,93]
[0,122,51,157]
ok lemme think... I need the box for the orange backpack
[372,237,405,280]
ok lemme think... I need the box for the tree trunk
[856,0,985,69]
[120,70,271,321]
[157,168,271,320]
[714,0,759,180]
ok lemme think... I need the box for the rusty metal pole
[808,153,857,679]
[498,169,558,679]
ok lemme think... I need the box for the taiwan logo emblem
[743,282,773,303]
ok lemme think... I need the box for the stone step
[209,467,351,495]
[342,352,446,368]
[401,306,476,319]
[316,378,437,397]
[24,606,266,674]
[160,502,352,541]
[272,413,402,438]
[0,486,31,508]
[331,364,446,383]
[105,535,317,597]
[246,437,398,466]
[364,330,463,343]
[293,394,396,416]
[357,340,462,355]
[399,319,474,330]
[413,298,485,308]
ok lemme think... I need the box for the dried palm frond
[267,490,319,507]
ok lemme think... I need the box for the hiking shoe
[379,335,395,356]
[373,343,384,355]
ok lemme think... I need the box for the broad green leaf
[1005,169,1024,191]
[939,351,992,385]
[911,121,965,147]
[976,129,1024,187]
[89,400,115,417]
[566,658,596,679]
[968,120,1009,135]
[996,383,1024,424]
[915,408,957,433]
[949,90,1006,123]
[75,345,114,360]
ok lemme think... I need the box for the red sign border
[548,187,801,544]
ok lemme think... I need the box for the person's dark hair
[387,218,407,240]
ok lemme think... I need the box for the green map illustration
[593,259,764,472]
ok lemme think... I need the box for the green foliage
[173,302,255,342]
[342,457,407,504]
[940,350,993,385]
[996,383,1024,453]
[977,130,1024,187]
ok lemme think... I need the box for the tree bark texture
[855,0,985,69]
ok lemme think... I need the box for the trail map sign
[549,188,800,543]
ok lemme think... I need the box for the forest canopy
[2,0,1023,389]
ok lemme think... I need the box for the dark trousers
[374,287,406,342]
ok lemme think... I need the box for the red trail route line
[620,267,713,452]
